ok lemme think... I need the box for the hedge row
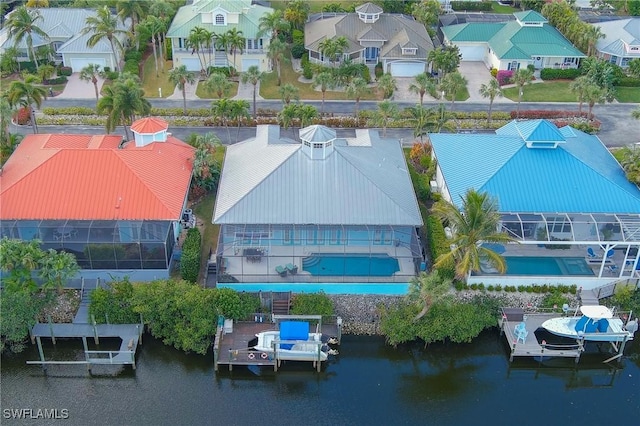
[450,1,492,11]
[45,76,68,85]
[540,68,582,81]
[58,66,72,76]
[509,110,588,119]
[426,216,455,280]
[42,106,212,117]
[180,228,201,283]
[615,77,640,87]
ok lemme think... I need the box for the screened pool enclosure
[1,220,176,271]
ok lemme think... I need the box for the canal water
[1,331,638,425]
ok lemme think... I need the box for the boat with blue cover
[252,321,329,361]
[541,306,636,342]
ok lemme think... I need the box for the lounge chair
[606,249,614,258]
[514,322,528,344]
[275,265,287,277]
[285,263,298,274]
[586,247,597,259]
[607,264,619,274]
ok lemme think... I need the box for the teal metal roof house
[442,11,585,71]
[430,120,640,289]
[211,125,424,295]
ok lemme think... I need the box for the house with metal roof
[0,8,128,72]
[167,0,273,73]
[212,125,424,294]
[442,10,585,71]
[592,18,640,68]
[430,120,640,289]
[304,2,434,77]
[0,118,195,281]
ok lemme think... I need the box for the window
[313,143,323,148]
[630,46,639,51]
[548,217,571,233]
[215,14,225,25]
[402,48,417,55]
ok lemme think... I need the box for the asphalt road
[19,98,640,147]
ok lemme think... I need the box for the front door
[365,47,379,62]
[533,56,543,69]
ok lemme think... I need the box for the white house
[593,18,640,68]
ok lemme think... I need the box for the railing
[85,350,135,364]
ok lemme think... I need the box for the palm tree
[278,83,299,105]
[205,72,232,99]
[377,74,397,99]
[213,30,230,68]
[511,68,534,118]
[407,271,452,322]
[186,27,209,75]
[97,74,151,140]
[257,10,289,40]
[116,0,145,41]
[584,84,606,120]
[633,106,640,120]
[431,189,515,280]
[79,63,104,102]
[82,6,129,73]
[569,75,591,115]
[582,25,604,57]
[37,64,55,84]
[226,28,245,75]
[267,38,288,86]
[407,105,439,142]
[169,65,196,114]
[284,0,310,31]
[211,98,234,142]
[141,16,166,77]
[409,73,435,106]
[6,74,47,134]
[478,77,502,123]
[319,36,348,67]
[297,104,318,128]
[278,103,297,132]
[228,99,250,141]
[241,66,265,119]
[375,100,398,137]
[5,6,48,71]
[346,77,368,119]
[440,71,468,112]
[312,72,335,114]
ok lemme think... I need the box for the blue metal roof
[430,121,640,214]
[497,119,565,142]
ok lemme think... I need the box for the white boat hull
[253,331,328,361]
[542,317,633,342]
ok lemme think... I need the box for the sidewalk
[233,80,263,101]
[167,79,200,100]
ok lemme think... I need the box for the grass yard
[444,88,470,102]
[196,80,239,99]
[491,2,519,13]
[614,87,640,103]
[193,192,219,283]
[502,81,575,102]
[270,0,356,12]
[141,57,176,98]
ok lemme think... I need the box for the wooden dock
[214,315,341,373]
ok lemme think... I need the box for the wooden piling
[47,315,56,345]
[82,336,92,373]
[36,337,46,372]
[91,315,99,345]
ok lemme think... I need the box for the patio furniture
[514,322,528,344]
[243,248,263,263]
[586,247,597,259]
[275,265,287,277]
[285,263,298,274]
[607,264,619,274]
[606,249,614,259]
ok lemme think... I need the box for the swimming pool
[302,253,400,276]
[501,257,594,276]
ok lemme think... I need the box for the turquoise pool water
[217,283,410,295]
[504,257,594,276]
[302,253,400,276]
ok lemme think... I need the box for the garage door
[389,62,425,77]
[69,58,106,72]
[241,58,260,72]
[458,45,485,61]
[180,58,201,72]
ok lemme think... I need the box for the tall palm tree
[186,27,208,75]
[431,189,515,280]
[211,98,234,142]
[141,16,166,77]
[409,72,435,106]
[407,105,440,142]
[228,99,250,141]
[240,65,265,119]
[569,75,591,114]
[267,38,288,86]
[584,84,605,120]
[7,74,47,134]
[511,68,534,118]
[284,0,310,31]
[79,63,104,102]
[346,77,368,119]
[478,77,502,123]
[205,72,232,98]
[226,28,245,75]
[169,65,196,114]
[5,6,48,71]
[312,72,335,114]
[318,36,348,67]
[440,71,467,112]
[257,10,289,40]
[116,0,146,42]
[377,74,397,99]
[82,6,130,73]
[407,271,452,322]
[214,30,230,69]
[375,100,398,137]
[582,25,604,57]
[97,74,151,140]
[278,83,299,105]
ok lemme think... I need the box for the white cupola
[299,125,336,160]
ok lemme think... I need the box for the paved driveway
[393,77,438,105]
[458,62,494,102]
[57,73,105,100]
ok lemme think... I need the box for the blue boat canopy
[280,322,309,349]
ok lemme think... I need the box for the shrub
[490,68,498,78]
[124,59,139,75]
[497,70,513,86]
[13,107,31,125]
[89,279,138,324]
[358,64,371,83]
[494,284,502,292]
[45,76,67,85]
[426,216,455,279]
[180,228,201,283]
[291,292,334,316]
[165,38,173,60]
[58,66,72,76]
[509,109,588,120]
[125,50,142,62]
[374,62,383,79]
[487,285,494,291]
[540,291,570,312]
[301,54,310,67]
[540,68,582,80]
[302,63,313,79]
[291,43,306,59]
[104,70,119,80]
[615,77,640,87]
[292,29,304,45]
[450,1,492,11]
[207,66,232,77]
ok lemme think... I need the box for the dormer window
[215,13,225,25]
[402,48,417,55]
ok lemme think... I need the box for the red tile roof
[0,133,195,221]
[130,117,169,134]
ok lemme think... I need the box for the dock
[214,315,341,373]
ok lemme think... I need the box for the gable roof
[213,126,422,226]
[513,10,547,23]
[594,18,640,58]
[429,120,640,214]
[0,130,194,221]
[167,0,273,39]
[443,14,585,59]
[305,13,434,59]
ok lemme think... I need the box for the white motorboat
[252,321,328,361]
[541,306,636,342]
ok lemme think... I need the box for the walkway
[73,289,91,324]
[233,80,263,101]
[167,79,200,100]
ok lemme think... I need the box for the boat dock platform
[214,315,341,373]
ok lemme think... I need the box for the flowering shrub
[13,107,31,125]
[510,110,589,119]
[497,70,513,86]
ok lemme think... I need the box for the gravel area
[38,290,81,323]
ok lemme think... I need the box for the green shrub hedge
[123,59,139,75]
[540,68,582,80]
[180,228,201,283]
[450,1,492,11]
[291,43,306,59]
[615,77,640,87]
[58,66,72,76]
[291,292,334,316]
[426,216,455,279]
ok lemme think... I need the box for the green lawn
[196,80,239,99]
[445,88,470,102]
[270,0,356,12]
[141,57,176,98]
[503,81,575,102]
[491,2,519,13]
[192,192,218,283]
[614,87,640,103]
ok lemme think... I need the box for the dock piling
[47,315,56,345]
[82,336,92,373]
[36,337,46,372]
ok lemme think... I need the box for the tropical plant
[5,6,48,71]
[6,74,47,133]
[407,105,440,142]
[36,63,55,84]
[346,77,368,118]
[583,83,606,120]
[478,77,502,123]
[257,9,289,40]
[581,57,617,101]
[79,63,104,101]
[409,72,436,106]
[0,238,43,292]
[628,58,640,79]
[278,83,299,105]
[374,100,399,137]
[82,6,130,73]
[240,65,265,119]
[318,36,348,67]
[228,99,250,141]
[582,24,604,57]
[411,0,441,27]
[169,65,196,114]
[140,16,167,77]
[204,72,232,98]
[431,190,516,279]
[188,132,222,191]
[116,0,146,37]
[440,71,468,112]
[211,98,234,141]
[428,45,461,83]
[0,46,20,74]
[267,38,288,86]
[511,68,534,118]
[313,71,335,114]
[284,0,310,31]
[377,73,397,99]
[97,74,151,140]
[186,26,209,75]
[290,292,333,316]
[633,107,640,120]
[569,75,591,114]
[38,249,79,293]
[407,270,452,321]
[226,28,245,74]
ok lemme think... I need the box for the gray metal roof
[594,18,640,57]
[213,126,423,226]
[356,3,383,14]
[299,125,336,143]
